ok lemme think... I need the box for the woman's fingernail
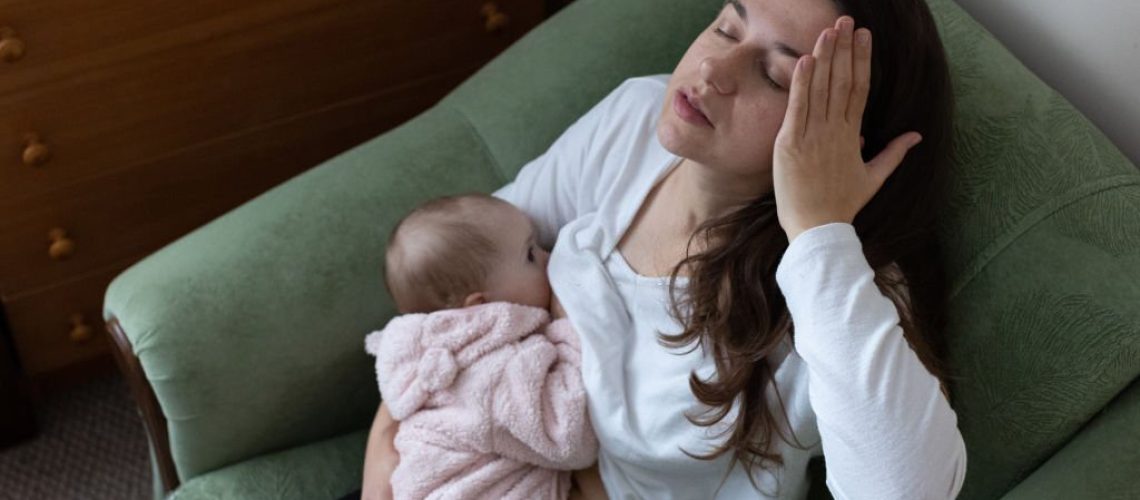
[856,30,870,46]
[909,134,923,147]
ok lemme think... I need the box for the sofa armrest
[1000,379,1140,499]
[101,0,726,489]
[102,105,505,486]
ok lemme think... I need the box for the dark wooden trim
[106,316,180,493]
[0,304,39,449]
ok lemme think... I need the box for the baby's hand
[550,292,568,320]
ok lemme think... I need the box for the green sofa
[102,0,1140,498]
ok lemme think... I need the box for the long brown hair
[659,0,957,484]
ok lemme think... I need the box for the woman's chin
[656,119,706,161]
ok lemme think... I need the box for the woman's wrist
[362,402,399,500]
[784,219,852,244]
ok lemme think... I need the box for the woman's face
[657,0,842,181]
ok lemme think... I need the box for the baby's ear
[462,292,486,308]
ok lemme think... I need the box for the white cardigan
[493,74,967,499]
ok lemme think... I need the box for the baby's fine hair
[384,193,512,313]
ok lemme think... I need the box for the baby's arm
[488,319,597,470]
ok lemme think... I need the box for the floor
[0,373,151,500]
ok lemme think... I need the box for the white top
[493,75,967,499]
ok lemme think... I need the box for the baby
[364,193,597,500]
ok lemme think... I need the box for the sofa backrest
[921,0,1140,496]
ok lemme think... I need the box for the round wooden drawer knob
[0,27,25,63]
[69,313,93,342]
[481,3,510,32]
[48,227,76,260]
[23,133,51,167]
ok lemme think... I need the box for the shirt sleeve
[492,76,666,249]
[775,223,968,500]
[490,95,612,249]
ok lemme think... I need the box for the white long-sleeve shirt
[493,74,967,499]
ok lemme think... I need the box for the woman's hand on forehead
[771,15,924,243]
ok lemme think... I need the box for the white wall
[952,0,1140,167]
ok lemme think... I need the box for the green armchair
[103,0,1140,498]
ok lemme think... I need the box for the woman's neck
[666,158,773,235]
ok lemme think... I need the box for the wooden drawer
[3,261,125,376]
[0,0,333,92]
[0,0,539,92]
[0,0,542,202]
[0,67,474,297]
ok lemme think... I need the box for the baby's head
[384,193,551,314]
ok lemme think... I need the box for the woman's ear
[462,292,486,308]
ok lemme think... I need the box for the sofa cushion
[914,0,1140,496]
[170,430,366,500]
[999,379,1140,499]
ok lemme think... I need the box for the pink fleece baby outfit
[364,302,597,500]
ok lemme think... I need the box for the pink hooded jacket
[364,302,598,500]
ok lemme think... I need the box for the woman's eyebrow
[724,0,804,61]
[725,0,748,21]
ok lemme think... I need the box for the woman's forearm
[775,224,966,498]
[361,401,399,500]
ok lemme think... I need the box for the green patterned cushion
[922,0,1140,497]
[1000,379,1140,499]
[170,430,366,500]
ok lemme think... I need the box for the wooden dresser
[0,0,553,391]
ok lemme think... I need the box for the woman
[361,0,966,497]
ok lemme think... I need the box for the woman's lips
[673,90,713,128]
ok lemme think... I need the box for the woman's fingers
[828,17,854,123]
[867,132,923,186]
[848,27,872,126]
[783,55,814,141]
[807,26,836,125]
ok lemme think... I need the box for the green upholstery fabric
[923,1,1140,497]
[104,104,504,481]
[103,0,1140,498]
[170,430,366,500]
[1000,379,1140,500]
[946,185,1140,498]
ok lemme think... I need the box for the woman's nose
[699,54,737,95]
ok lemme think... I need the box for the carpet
[0,373,150,499]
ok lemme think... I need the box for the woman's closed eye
[712,26,786,91]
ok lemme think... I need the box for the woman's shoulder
[579,75,679,210]
[567,74,670,146]
[613,73,671,98]
[594,74,671,129]
[586,73,675,165]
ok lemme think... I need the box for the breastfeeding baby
[364,193,597,500]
